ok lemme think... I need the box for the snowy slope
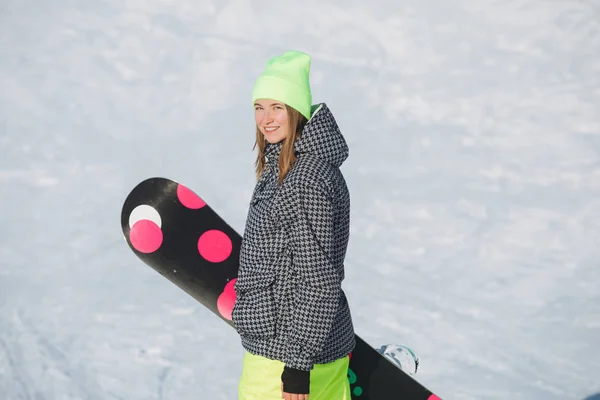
[1,0,599,399]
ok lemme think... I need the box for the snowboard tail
[120,177,441,400]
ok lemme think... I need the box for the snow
[1,0,599,399]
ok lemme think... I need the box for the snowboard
[120,177,441,400]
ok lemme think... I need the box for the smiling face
[254,99,290,144]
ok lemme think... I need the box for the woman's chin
[264,135,285,144]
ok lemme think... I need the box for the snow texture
[1,0,599,399]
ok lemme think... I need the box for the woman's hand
[281,365,310,399]
[281,382,309,400]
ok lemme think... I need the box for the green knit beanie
[252,51,312,120]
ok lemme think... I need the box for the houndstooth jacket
[232,103,356,371]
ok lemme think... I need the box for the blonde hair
[253,105,308,185]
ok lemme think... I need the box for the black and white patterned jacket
[232,103,356,371]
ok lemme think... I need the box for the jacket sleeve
[283,181,343,371]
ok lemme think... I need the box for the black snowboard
[120,177,441,400]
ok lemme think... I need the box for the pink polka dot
[428,395,442,400]
[177,184,206,209]
[217,278,237,320]
[197,230,232,263]
[130,220,163,253]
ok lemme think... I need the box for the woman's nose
[264,110,274,122]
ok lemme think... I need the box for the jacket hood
[264,103,349,168]
[295,103,349,168]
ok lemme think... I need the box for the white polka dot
[129,204,162,229]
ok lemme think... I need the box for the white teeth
[265,127,278,131]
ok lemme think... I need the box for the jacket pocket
[232,281,277,339]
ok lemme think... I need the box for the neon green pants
[238,351,351,400]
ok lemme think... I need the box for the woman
[232,50,355,400]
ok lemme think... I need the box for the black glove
[281,366,310,394]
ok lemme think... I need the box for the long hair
[253,105,308,185]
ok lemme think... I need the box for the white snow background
[1,0,599,399]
